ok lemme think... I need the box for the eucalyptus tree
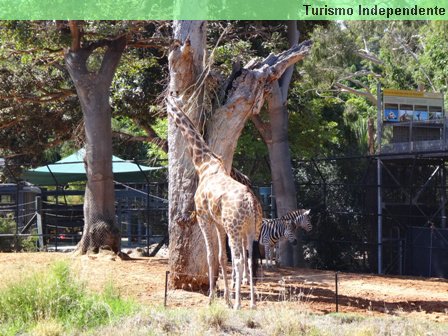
[211,21,326,267]
[62,21,127,253]
[0,22,81,166]
[166,20,312,289]
[0,20,168,254]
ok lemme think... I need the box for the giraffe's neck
[168,101,221,171]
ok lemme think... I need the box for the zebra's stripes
[259,218,297,267]
[259,209,312,267]
[280,209,312,232]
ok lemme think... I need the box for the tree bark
[167,20,312,288]
[65,30,126,254]
[167,20,213,291]
[266,83,300,267]
[252,22,303,267]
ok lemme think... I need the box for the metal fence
[2,154,448,278]
[292,155,448,278]
[0,182,168,254]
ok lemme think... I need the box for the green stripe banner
[0,0,447,20]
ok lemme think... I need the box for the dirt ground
[0,252,447,322]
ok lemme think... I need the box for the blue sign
[384,109,399,122]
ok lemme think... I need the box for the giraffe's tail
[247,192,263,280]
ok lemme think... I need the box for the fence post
[164,271,170,307]
[335,271,339,313]
[36,196,44,249]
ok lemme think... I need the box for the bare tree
[167,20,312,289]
[167,21,211,290]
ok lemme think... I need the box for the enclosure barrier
[0,194,168,253]
[163,270,342,312]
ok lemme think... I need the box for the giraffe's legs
[216,225,231,307]
[230,249,235,289]
[242,237,248,285]
[197,218,217,305]
[229,235,243,310]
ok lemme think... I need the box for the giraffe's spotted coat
[168,98,262,309]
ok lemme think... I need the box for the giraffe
[167,97,262,309]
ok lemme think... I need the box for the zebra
[259,209,312,267]
[259,218,297,267]
[280,209,312,233]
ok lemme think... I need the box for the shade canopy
[23,149,165,185]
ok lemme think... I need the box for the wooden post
[335,271,339,312]
[164,271,170,307]
[36,196,44,249]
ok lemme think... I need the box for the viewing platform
[379,89,447,159]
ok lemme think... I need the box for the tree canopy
[1,20,448,270]
[2,21,447,173]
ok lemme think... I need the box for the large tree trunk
[253,22,303,267]
[266,83,301,267]
[167,20,214,290]
[65,31,126,254]
[168,20,312,289]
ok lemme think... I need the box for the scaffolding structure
[376,86,448,277]
[288,88,448,278]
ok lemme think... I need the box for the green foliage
[215,40,254,75]
[288,93,342,158]
[20,230,39,252]
[0,214,16,251]
[112,51,165,117]
[233,121,270,184]
[420,22,448,92]
[0,21,167,169]
[0,261,138,335]
[0,21,82,167]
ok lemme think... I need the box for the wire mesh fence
[292,155,448,278]
[0,185,168,253]
[1,153,448,279]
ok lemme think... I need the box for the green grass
[90,304,448,336]
[0,261,138,335]
[1,262,447,335]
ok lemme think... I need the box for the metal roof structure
[22,149,165,185]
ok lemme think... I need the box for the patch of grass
[85,304,448,336]
[310,313,448,336]
[31,319,65,336]
[329,312,366,324]
[0,261,139,335]
[259,305,313,336]
[2,261,446,336]
[198,302,229,329]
